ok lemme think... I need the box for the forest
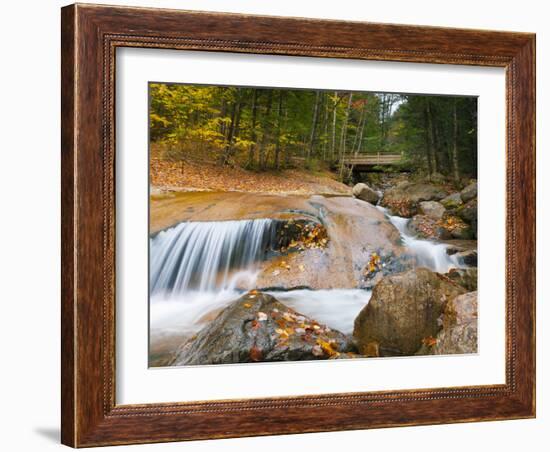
[149,83,477,185]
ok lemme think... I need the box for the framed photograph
[61,3,535,447]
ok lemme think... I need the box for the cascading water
[150,219,279,296]
[149,219,281,345]
[149,217,372,361]
[150,202,465,366]
[376,206,461,273]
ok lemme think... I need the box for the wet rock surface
[454,249,478,267]
[408,214,452,240]
[460,182,478,203]
[352,182,381,204]
[171,292,356,365]
[256,195,407,290]
[418,291,478,355]
[440,192,464,209]
[419,200,446,220]
[444,267,478,291]
[353,268,466,356]
[380,182,448,217]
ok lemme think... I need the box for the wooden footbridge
[339,153,403,171]
[291,153,405,173]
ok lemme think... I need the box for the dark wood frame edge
[61,3,536,447]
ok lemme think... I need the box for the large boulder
[381,183,448,217]
[172,292,356,365]
[439,214,475,240]
[256,196,406,290]
[460,182,477,203]
[353,268,466,356]
[445,267,478,291]
[440,192,463,209]
[457,198,477,238]
[420,291,478,355]
[457,198,477,221]
[352,183,381,204]
[419,200,446,220]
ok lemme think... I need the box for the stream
[149,194,463,365]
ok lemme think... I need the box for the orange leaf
[250,346,263,362]
[422,336,438,347]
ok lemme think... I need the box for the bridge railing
[341,154,402,165]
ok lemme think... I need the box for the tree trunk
[427,101,440,174]
[452,99,461,184]
[353,104,367,156]
[258,91,273,170]
[323,93,330,160]
[221,96,239,165]
[423,99,434,177]
[307,90,321,162]
[274,91,284,169]
[246,89,258,168]
[331,91,338,160]
[338,93,353,180]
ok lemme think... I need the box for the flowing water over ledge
[376,206,461,274]
[149,192,465,366]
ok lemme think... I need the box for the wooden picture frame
[61,3,535,447]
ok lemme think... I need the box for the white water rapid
[149,210,463,363]
[376,206,461,273]
[150,219,278,296]
[149,218,373,355]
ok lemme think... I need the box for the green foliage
[149,83,477,181]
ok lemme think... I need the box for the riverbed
[149,191,469,367]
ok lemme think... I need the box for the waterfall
[150,219,279,296]
[377,206,461,273]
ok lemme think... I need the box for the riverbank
[151,157,351,195]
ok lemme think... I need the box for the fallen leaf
[422,336,438,347]
[250,346,263,362]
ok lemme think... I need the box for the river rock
[457,198,477,238]
[449,224,474,240]
[353,268,466,356]
[256,196,406,290]
[408,214,452,240]
[361,250,416,289]
[444,240,477,256]
[381,183,448,217]
[460,182,477,203]
[455,249,478,267]
[440,192,463,209]
[445,267,477,291]
[419,200,446,220]
[352,183,381,204]
[419,291,478,355]
[439,213,474,240]
[172,292,356,365]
